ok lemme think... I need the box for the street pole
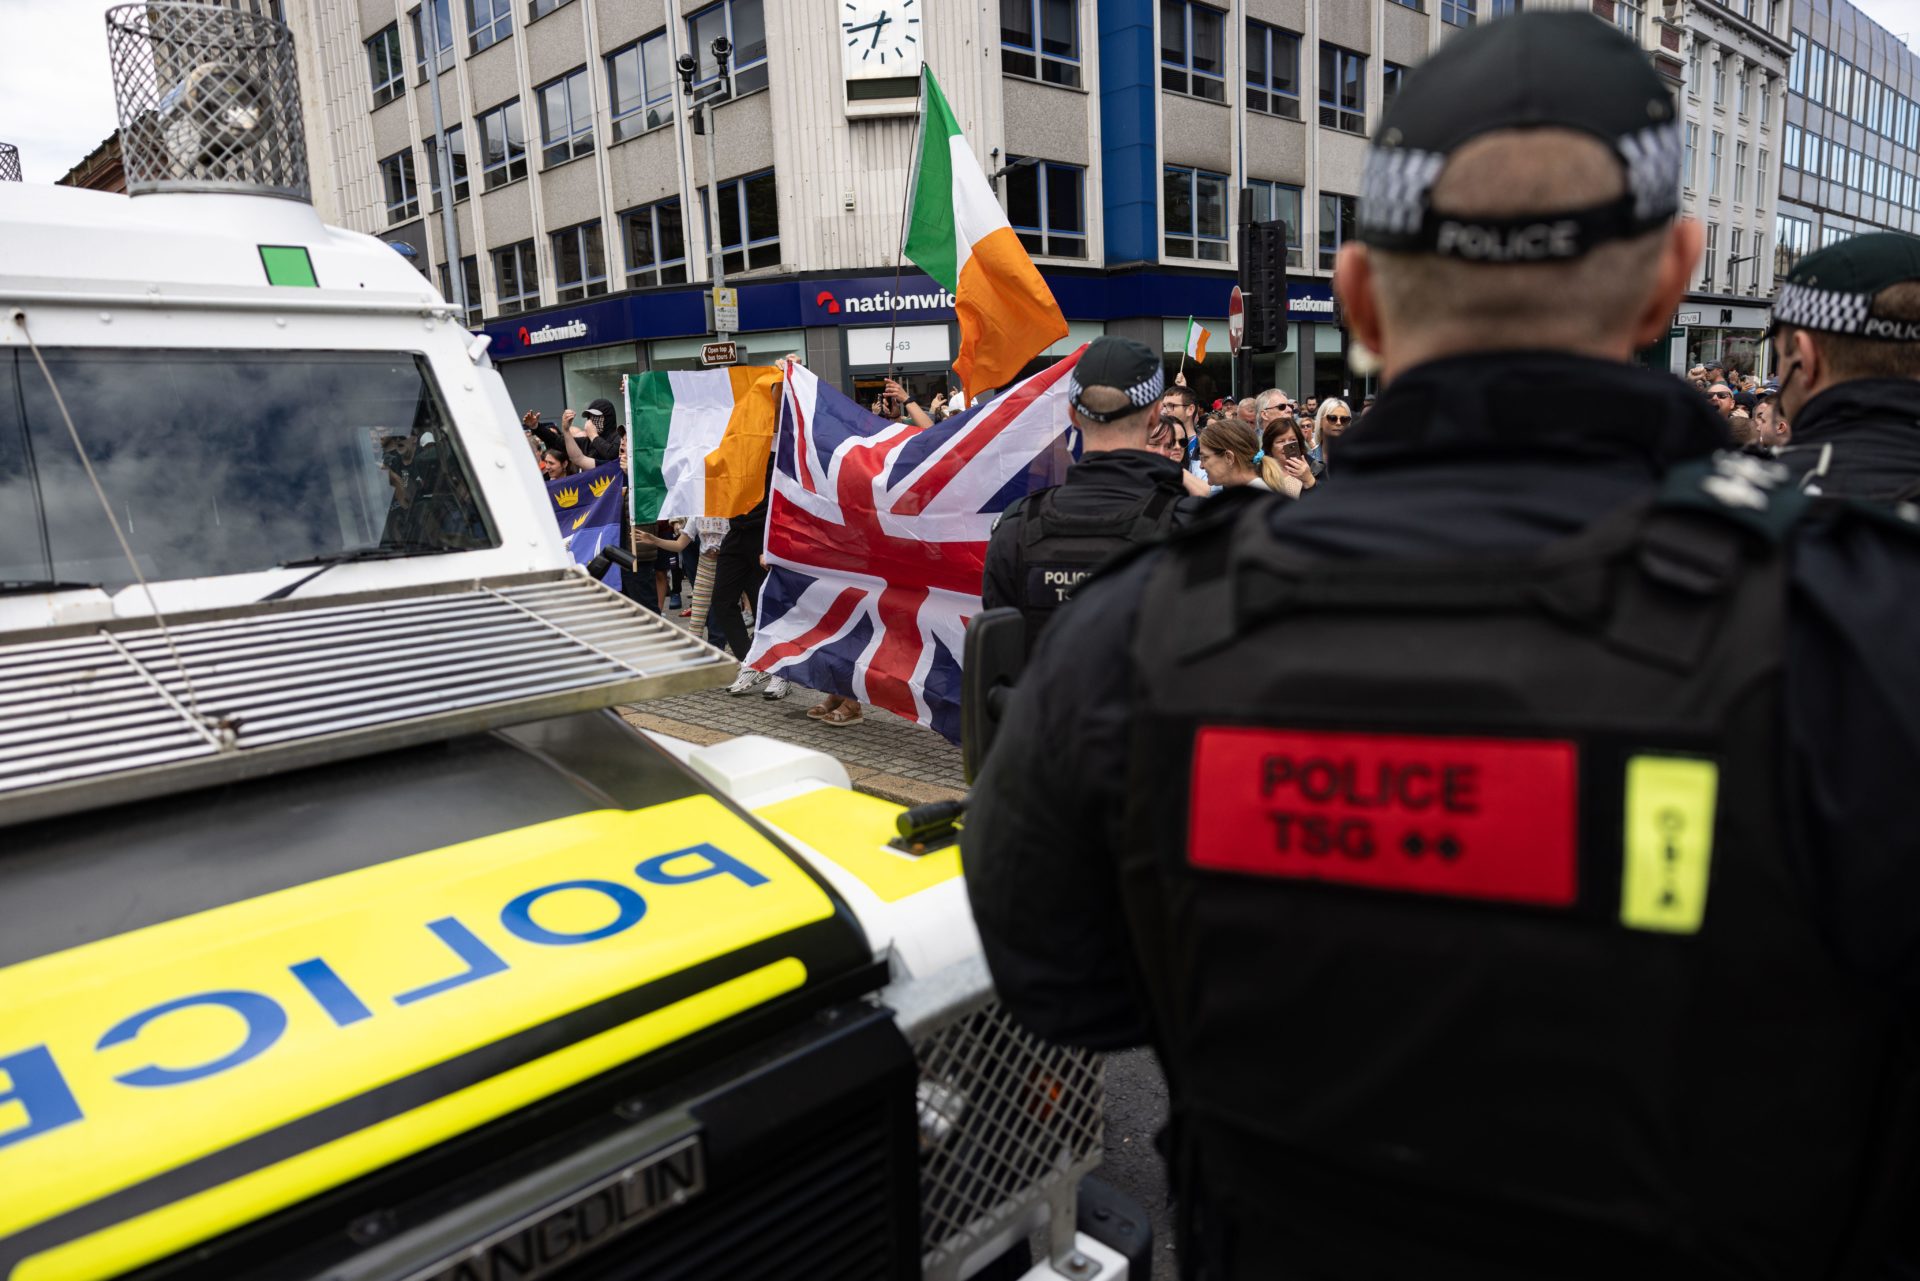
[678,40,733,347]
[423,0,465,321]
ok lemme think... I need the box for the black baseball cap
[1067,336,1164,424]
[1769,231,1920,340]
[1357,11,1681,265]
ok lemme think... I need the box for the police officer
[981,335,1205,648]
[1768,232,1920,499]
[964,13,1920,1278]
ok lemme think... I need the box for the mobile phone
[1281,438,1305,460]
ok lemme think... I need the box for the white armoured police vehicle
[0,7,1139,1280]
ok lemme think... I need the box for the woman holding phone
[1197,419,1309,496]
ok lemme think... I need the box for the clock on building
[841,0,924,81]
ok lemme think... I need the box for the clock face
[841,0,923,79]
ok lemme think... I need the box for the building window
[1442,0,1477,27]
[608,32,674,142]
[1161,1,1226,102]
[1702,221,1717,289]
[1002,0,1081,88]
[1387,0,1425,11]
[1730,227,1747,291]
[1687,41,1700,97]
[467,0,511,54]
[409,0,453,80]
[423,126,469,206]
[1247,179,1303,267]
[529,0,573,18]
[1783,123,1799,169]
[476,99,527,190]
[687,0,768,99]
[1246,21,1301,120]
[1821,225,1847,248]
[1004,158,1087,258]
[537,67,594,168]
[380,150,419,224]
[1712,55,1725,106]
[493,240,539,315]
[1489,0,1520,12]
[1737,64,1750,116]
[1788,31,1805,94]
[1383,62,1409,112]
[1684,122,1697,189]
[1610,0,1641,39]
[701,170,780,274]
[1806,42,1826,105]
[438,255,482,326]
[1774,212,1810,278]
[1318,43,1366,134]
[1756,148,1768,209]
[1708,130,1722,197]
[552,222,608,302]
[1319,192,1356,271]
[1163,165,1228,261]
[1734,142,1747,203]
[367,24,405,108]
[621,198,689,287]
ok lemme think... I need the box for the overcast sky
[0,0,1915,185]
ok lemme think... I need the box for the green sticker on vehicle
[259,245,317,288]
[1620,755,1718,934]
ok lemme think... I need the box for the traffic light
[1237,190,1287,351]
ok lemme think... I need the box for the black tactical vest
[1007,484,1181,648]
[1121,458,1920,1281]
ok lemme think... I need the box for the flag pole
[1177,317,1190,384]
[886,68,929,390]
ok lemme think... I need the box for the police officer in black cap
[1768,232,1920,499]
[981,335,1204,651]
[964,12,1920,1278]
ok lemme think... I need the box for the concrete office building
[284,0,1796,414]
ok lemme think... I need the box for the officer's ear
[1630,217,1706,351]
[1334,242,1383,359]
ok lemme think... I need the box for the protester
[1302,395,1321,420]
[1767,231,1920,500]
[1753,392,1790,449]
[964,12,1920,1278]
[1705,381,1737,418]
[982,336,1204,652]
[1197,417,1298,494]
[634,520,689,613]
[1234,397,1258,428]
[1316,397,1354,443]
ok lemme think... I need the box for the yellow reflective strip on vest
[1620,755,1719,934]
[16,959,803,1281]
[0,795,833,1274]
[754,789,961,904]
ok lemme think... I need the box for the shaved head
[1342,128,1698,377]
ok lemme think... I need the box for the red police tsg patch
[1188,726,1580,907]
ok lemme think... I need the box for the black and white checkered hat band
[1771,282,1873,335]
[1068,366,1165,421]
[1617,121,1684,221]
[1358,148,1447,235]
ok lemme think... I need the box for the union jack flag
[745,350,1084,742]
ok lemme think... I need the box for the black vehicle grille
[565,1085,907,1281]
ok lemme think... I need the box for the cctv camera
[675,52,697,75]
[712,35,732,60]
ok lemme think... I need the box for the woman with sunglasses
[1315,398,1354,476]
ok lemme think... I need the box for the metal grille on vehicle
[105,2,309,199]
[0,571,733,829]
[898,960,1107,1281]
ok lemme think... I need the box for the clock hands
[867,12,892,51]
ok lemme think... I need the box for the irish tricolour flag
[624,367,780,521]
[903,67,1068,400]
[1182,317,1212,363]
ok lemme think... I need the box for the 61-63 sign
[700,342,737,367]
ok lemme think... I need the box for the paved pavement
[624,615,1177,1276]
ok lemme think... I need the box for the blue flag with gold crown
[548,462,625,591]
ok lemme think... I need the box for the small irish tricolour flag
[624,367,780,522]
[903,67,1068,400]
[1182,317,1212,363]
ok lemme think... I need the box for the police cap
[1068,336,1165,424]
[1356,11,1681,266]
[1769,231,1920,341]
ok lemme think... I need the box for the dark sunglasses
[1326,413,1352,423]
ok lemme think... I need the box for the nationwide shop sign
[803,274,958,325]
[1285,282,1338,323]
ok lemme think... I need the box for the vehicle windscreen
[0,348,495,590]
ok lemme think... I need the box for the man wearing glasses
[1705,381,1737,416]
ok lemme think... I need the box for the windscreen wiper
[258,547,451,603]
[0,579,102,596]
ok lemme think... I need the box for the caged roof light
[0,143,20,182]
[105,2,309,200]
